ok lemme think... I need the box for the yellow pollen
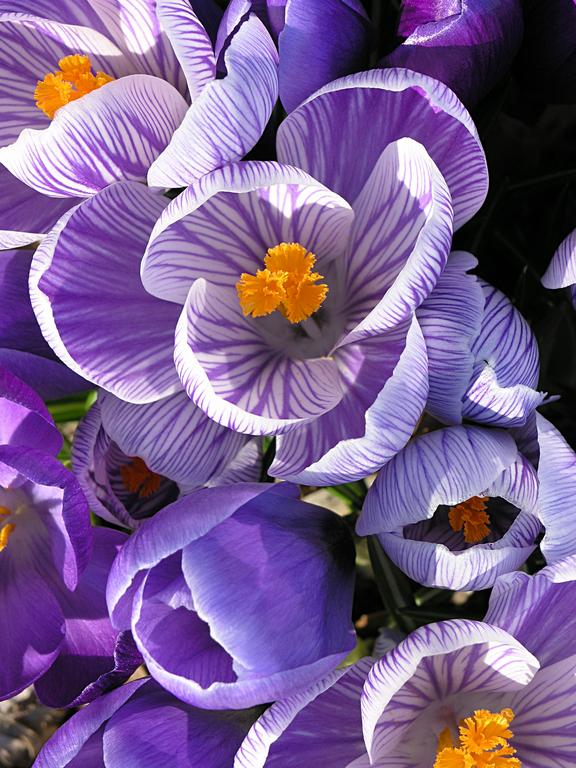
[35,55,114,119]
[448,496,491,544]
[434,709,521,768]
[236,242,328,324]
[0,523,15,552]
[120,457,163,498]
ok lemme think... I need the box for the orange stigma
[0,506,14,552]
[35,55,114,119]
[448,496,491,544]
[434,709,521,768]
[120,457,163,498]
[236,242,328,324]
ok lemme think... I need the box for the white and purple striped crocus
[357,425,542,591]
[106,482,357,709]
[542,226,576,307]
[31,69,488,485]
[73,389,261,529]
[235,556,576,767]
[0,0,278,248]
[0,368,140,705]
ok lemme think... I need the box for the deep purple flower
[418,251,545,427]
[357,425,541,591]
[542,226,576,307]
[73,390,261,529]
[380,0,524,107]
[32,69,488,485]
[106,483,356,709]
[218,0,373,111]
[0,0,278,247]
[34,677,256,768]
[236,558,576,766]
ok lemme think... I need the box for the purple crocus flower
[418,251,545,427]
[542,226,576,307]
[357,424,541,591]
[218,0,373,111]
[73,389,261,529]
[0,0,278,246]
[380,0,524,107]
[32,69,488,485]
[34,677,256,768]
[237,557,576,766]
[106,482,356,709]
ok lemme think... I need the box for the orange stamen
[35,54,114,118]
[448,496,491,544]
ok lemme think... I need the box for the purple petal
[358,425,518,535]
[417,250,484,424]
[271,318,429,485]
[0,366,61,454]
[278,0,372,112]
[277,68,488,229]
[144,160,353,303]
[30,182,182,403]
[0,349,88,400]
[34,527,141,708]
[148,15,278,188]
[542,226,576,291]
[0,75,187,197]
[338,137,453,345]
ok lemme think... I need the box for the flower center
[448,496,490,544]
[236,242,328,324]
[120,457,163,498]
[435,708,521,768]
[0,506,15,552]
[35,55,114,119]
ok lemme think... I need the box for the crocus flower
[34,677,257,768]
[106,482,356,709]
[380,0,524,107]
[0,0,278,247]
[32,69,488,485]
[542,226,576,307]
[0,248,87,399]
[73,389,261,529]
[418,251,545,427]
[236,584,576,768]
[357,424,541,591]
[217,0,373,111]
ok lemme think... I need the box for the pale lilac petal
[277,68,488,229]
[542,227,576,290]
[158,0,216,99]
[144,160,353,303]
[361,620,539,762]
[339,138,453,345]
[462,281,545,426]
[98,389,250,486]
[0,75,188,197]
[271,318,429,485]
[30,182,182,403]
[417,250,484,424]
[148,15,278,188]
[358,425,518,535]
[175,279,344,436]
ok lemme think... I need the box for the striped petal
[277,68,488,229]
[234,660,372,768]
[157,0,216,99]
[462,280,545,426]
[358,425,518,535]
[143,160,353,303]
[0,75,188,197]
[175,279,344,436]
[271,317,429,485]
[30,182,182,403]
[98,389,251,486]
[417,250,484,424]
[339,137,453,345]
[148,15,278,188]
[361,620,539,764]
[542,226,576,291]
[535,414,576,563]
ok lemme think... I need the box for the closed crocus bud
[107,483,356,709]
[380,0,524,107]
